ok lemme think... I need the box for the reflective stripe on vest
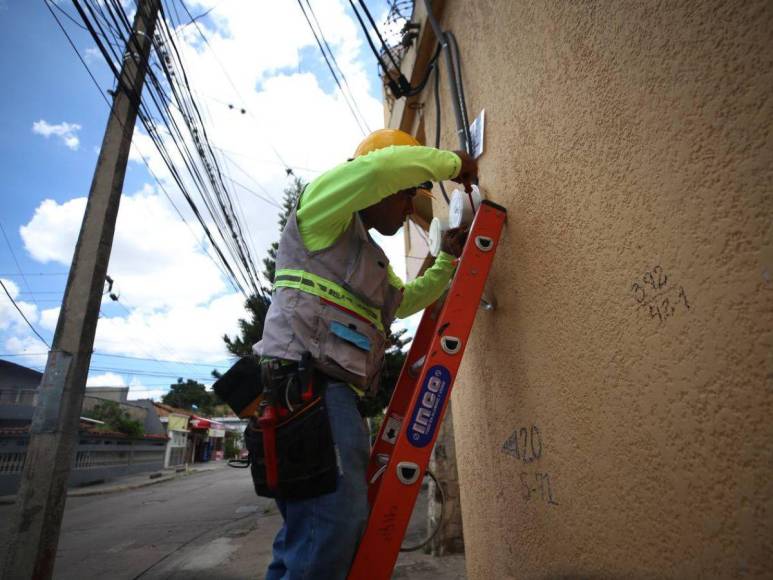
[274,269,385,333]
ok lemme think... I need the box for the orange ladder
[348,200,507,579]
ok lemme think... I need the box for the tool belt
[240,353,338,500]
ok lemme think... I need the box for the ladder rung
[349,201,506,580]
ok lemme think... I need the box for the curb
[0,467,218,505]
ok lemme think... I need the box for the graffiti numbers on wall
[503,426,559,507]
[520,472,559,506]
[502,425,542,463]
[631,265,691,324]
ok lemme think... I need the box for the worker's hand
[440,226,468,257]
[451,150,478,193]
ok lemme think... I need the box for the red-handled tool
[258,402,279,490]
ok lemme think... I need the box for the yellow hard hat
[353,129,421,157]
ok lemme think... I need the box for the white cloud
[5,0,416,384]
[21,187,228,309]
[86,373,168,402]
[127,386,169,402]
[87,372,126,388]
[0,278,40,334]
[2,337,47,369]
[0,280,47,367]
[18,186,247,363]
[93,292,244,363]
[84,47,101,64]
[39,307,60,331]
[32,120,82,151]
[19,198,83,264]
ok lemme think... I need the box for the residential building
[0,360,167,495]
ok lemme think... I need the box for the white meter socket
[428,217,445,257]
[448,185,483,229]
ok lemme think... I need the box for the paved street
[0,463,465,579]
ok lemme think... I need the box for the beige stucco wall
[403,1,771,577]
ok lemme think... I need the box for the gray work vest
[253,206,403,394]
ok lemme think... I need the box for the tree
[222,292,272,358]
[262,176,304,285]
[357,327,410,418]
[222,178,304,359]
[89,400,144,438]
[162,378,219,415]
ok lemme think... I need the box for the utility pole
[2,1,160,578]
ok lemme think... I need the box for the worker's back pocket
[244,397,338,500]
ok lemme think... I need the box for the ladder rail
[349,201,506,579]
[366,305,438,503]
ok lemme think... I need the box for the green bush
[224,431,240,459]
[89,400,144,438]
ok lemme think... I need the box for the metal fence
[0,451,25,475]
[0,433,167,496]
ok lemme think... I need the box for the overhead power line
[87,365,215,380]
[44,0,248,297]
[66,0,268,298]
[0,222,42,313]
[347,0,440,100]
[177,0,296,176]
[0,272,69,277]
[0,278,50,348]
[296,0,371,135]
[0,351,232,367]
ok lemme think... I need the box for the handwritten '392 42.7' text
[631,265,691,323]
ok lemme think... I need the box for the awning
[189,416,224,430]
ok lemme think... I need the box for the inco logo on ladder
[408,366,450,446]
[348,200,507,580]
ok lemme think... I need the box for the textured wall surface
[416,1,772,578]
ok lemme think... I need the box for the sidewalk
[0,463,217,505]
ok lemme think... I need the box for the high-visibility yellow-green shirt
[296,145,461,319]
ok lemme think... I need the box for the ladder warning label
[407,365,451,448]
[381,415,402,445]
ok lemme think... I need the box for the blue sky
[0,0,405,399]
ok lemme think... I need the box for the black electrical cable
[433,60,450,204]
[347,0,438,100]
[48,0,120,50]
[296,0,370,135]
[156,9,262,295]
[403,43,441,98]
[0,279,51,348]
[347,0,409,97]
[74,0,254,296]
[303,0,372,134]
[71,0,127,93]
[357,0,402,72]
[44,0,246,297]
[444,30,475,212]
[446,31,473,156]
[141,5,262,294]
[110,2,247,277]
[177,0,295,178]
[92,1,231,243]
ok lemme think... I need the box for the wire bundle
[47,0,273,300]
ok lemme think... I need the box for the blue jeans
[265,383,370,580]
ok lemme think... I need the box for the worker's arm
[297,145,461,251]
[388,252,457,318]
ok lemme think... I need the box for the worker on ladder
[251,129,477,580]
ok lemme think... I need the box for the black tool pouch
[243,367,338,500]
